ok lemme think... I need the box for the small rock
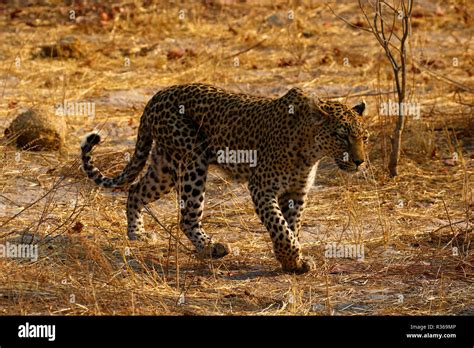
[10,233,41,244]
[167,47,185,60]
[127,259,145,272]
[266,14,284,27]
[37,36,85,59]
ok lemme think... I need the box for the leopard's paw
[282,258,313,274]
[197,242,231,260]
[127,231,158,243]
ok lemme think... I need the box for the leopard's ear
[309,95,327,125]
[353,101,366,116]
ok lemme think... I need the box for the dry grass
[0,0,472,316]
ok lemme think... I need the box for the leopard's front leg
[278,162,317,242]
[278,191,307,242]
[249,183,312,274]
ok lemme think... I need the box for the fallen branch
[414,62,474,93]
[225,38,267,58]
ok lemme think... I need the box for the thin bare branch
[327,4,373,33]
[381,0,398,12]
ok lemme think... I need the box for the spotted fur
[80,84,368,274]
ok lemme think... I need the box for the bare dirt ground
[0,0,472,315]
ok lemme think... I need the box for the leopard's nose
[353,159,364,167]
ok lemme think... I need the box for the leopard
[80,83,369,274]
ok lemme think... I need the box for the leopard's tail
[80,119,152,189]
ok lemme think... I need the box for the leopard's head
[315,100,369,172]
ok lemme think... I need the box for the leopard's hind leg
[126,146,173,240]
[174,151,230,259]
